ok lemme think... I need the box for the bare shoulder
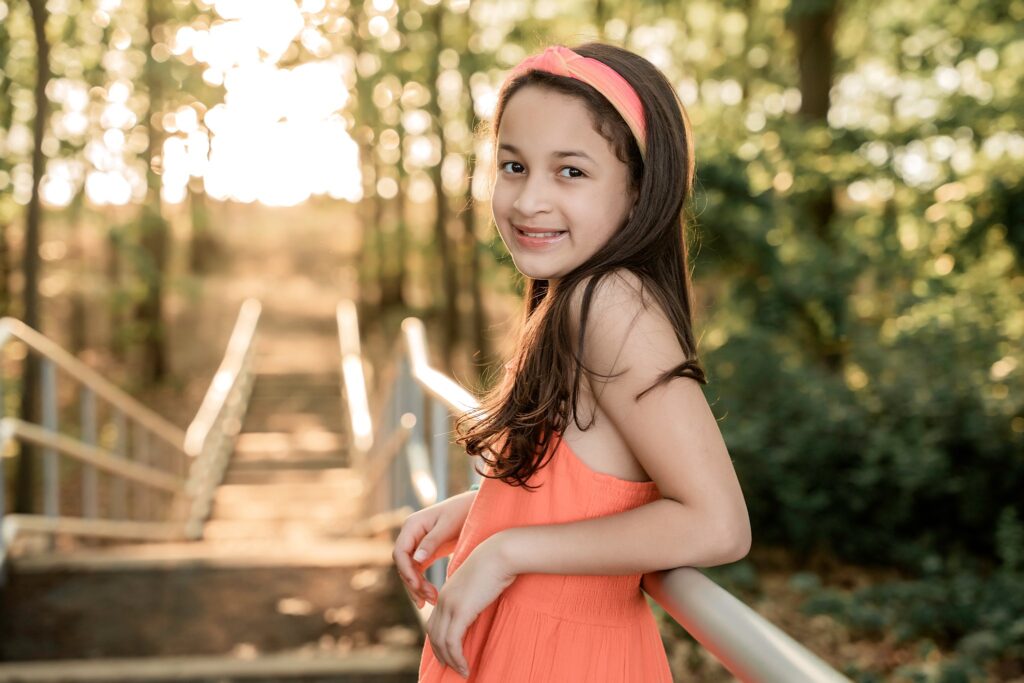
[567,268,684,389]
[565,268,645,351]
[566,268,644,325]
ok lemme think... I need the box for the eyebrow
[498,143,595,163]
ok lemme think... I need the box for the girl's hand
[393,490,476,609]
[426,534,517,679]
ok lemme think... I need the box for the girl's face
[491,85,637,291]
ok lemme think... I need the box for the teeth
[519,228,563,238]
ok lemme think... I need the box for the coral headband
[504,45,647,161]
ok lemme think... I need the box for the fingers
[446,615,471,677]
[426,600,470,678]
[393,518,433,603]
[408,574,437,609]
[396,559,425,604]
[411,552,440,606]
[427,605,448,668]
[392,509,454,611]
[407,569,433,609]
[406,580,425,610]
[393,526,422,589]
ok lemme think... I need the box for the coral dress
[418,431,674,682]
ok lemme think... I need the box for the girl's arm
[495,270,750,574]
[496,492,745,575]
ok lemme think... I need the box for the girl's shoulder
[566,268,651,342]
[566,268,682,382]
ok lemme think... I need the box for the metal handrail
[0,418,185,493]
[182,299,261,538]
[0,299,261,567]
[0,318,186,450]
[337,298,852,683]
[335,300,374,469]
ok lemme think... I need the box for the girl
[393,42,751,682]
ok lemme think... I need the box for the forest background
[1,0,1022,680]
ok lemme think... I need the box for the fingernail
[413,548,427,562]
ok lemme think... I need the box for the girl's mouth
[514,226,568,248]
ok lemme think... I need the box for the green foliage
[798,562,1024,680]
[664,2,1024,674]
[685,0,1024,574]
[704,241,1023,566]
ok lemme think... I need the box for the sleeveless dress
[417,431,674,682]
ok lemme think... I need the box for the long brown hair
[454,41,708,491]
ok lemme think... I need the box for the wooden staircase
[0,369,422,682]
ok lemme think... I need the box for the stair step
[244,396,343,408]
[242,407,344,421]
[226,457,353,472]
[210,497,362,524]
[240,414,347,434]
[9,539,395,572]
[248,378,341,394]
[231,450,348,464]
[249,386,339,392]
[250,377,342,384]
[231,449,348,464]
[215,481,363,504]
[236,432,347,451]
[246,394,342,406]
[0,648,420,682]
[231,432,348,463]
[200,519,359,541]
[0,562,415,661]
[223,468,362,485]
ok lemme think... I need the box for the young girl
[393,41,751,682]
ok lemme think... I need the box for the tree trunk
[187,179,213,274]
[455,23,489,388]
[132,0,169,383]
[370,167,385,309]
[787,0,845,372]
[0,19,13,318]
[0,219,9,317]
[394,173,407,307]
[426,5,458,372]
[16,0,51,514]
[107,216,126,362]
[68,190,88,353]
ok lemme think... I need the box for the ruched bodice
[418,431,674,682]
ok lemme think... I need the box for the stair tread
[0,646,421,681]
[209,499,361,523]
[0,562,415,661]
[212,483,363,509]
[200,519,364,541]
[10,538,394,571]
[223,469,360,484]
[226,459,352,471]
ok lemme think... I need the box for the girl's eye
[498,161,585,179]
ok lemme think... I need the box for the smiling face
[491,85,638,292]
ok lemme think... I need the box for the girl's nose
[512,176,553,216]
